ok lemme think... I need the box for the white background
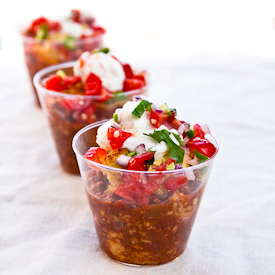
[1,0,275,60]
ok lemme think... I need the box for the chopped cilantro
[132,100,152,118]
[186,130,195,139]
[63,35,76,49]
[93,47,110,54]
[126,151,137,157]
[172,133,183,146]
[113,113,118,122]
[194,150,209,163]
[144,129,185,163]
[166,162,175,170]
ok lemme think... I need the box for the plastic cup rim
[72,120,219,175]
[33,61,150,100]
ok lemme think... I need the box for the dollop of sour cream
[61,21,93,38]
[96,101,182,161]
[73,52,125,92]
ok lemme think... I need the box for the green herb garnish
[63,35,76,49]
[113,113,118,122]
[194,150,209,163]
[186,130,195,139]
[93,47,110,54]
[144,129,185,163]
[147,104,152,113]
[146,151,155,168]
[35,24,48,40]
[166,162,175,170]
[126,151,137,157]
[172,133,183,146]
[132,100,152,118]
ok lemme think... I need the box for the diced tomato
[84,73,102,95]
[127,151,154,171]
[156,158,175,171]
[123,64,134,79]
[97,88,111,102]
[133,74,146,83]
[107,128,132,150]
[115,181,150,206]
[164,174,188,191]
[61,97,91,111]
[44,75,65,91]
[145,173,164,195]
[167,110,176,123]
[91,26,106,36]
[84,147,107,164]
[123,79,144,91]
[27,17,49,34]
[70,9,81,23]
[64,76,81,87]
[150,108,169,128]
[78,105,96,124]
[171,118,182,129]
[48,21,61,31]
[188,137,216,157]
[193,124,205,139]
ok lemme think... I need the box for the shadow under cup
[21,33,105,107]
[34,63,148,175]
[73,122,219,265]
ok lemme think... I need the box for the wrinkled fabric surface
[0,53,274,275]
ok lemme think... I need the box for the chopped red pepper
[107,128,132,150]
[84,73,102,95]
[150,108,169,128]
[123,64,134,79]
[193,124,205,139]
[44,75,65,91]
[123,79,145,91]
[188,137,216,157]
[84,147,107,164]
[127,151,154,171]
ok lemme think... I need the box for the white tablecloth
[0,52,275,275]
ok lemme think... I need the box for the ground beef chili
[84,168,208,265]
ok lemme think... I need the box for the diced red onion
[133,95,146,101]
[111,121,122,129]
[178,123,188,135]
[116,155,131,167]
[175,164,182,169]
[182,136,190,146]
[201,124,210,135]
[181,146,190,154]
[163,121,173,130]
[134,144,146,154]
[185,154,199,166]
[185,170,195,180]
[156,109,163,113]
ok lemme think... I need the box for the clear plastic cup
[21,32,105,107]
[72,121,219,265]
[34,62,148,175]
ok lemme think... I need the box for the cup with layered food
[21,10,106,106]
[34,49,149,175]
[72,98,219,265]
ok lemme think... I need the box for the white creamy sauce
[96,101,182,161]
[73,52,125,92]
[61,20,93,38]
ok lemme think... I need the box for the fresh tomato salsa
[37,51,148,174]
[21,10,106,106]
[82,99,218,265]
